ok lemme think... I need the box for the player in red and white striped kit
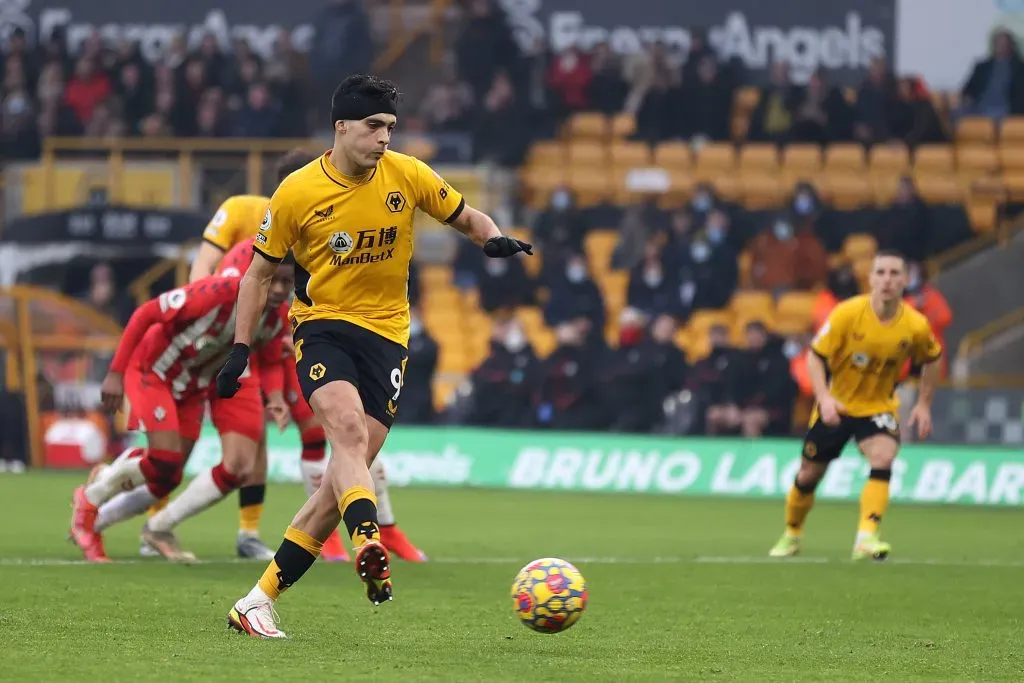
[217,239,427,562]
[68,259,295,562]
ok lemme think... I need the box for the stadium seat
[998,143,1024,172]
[731,290,774,315]
[1000,116,1024,144]
[871,173,902,206]
[914,145,955,174]
[782,145,823,176]
[824,172,872,209]
[739,173,783,209]
[568,141,608,166]
[843,233,878,261]
[694,143,737,180]
[687,309,735,338]
[567,166,611,206]
[584,229,619,272]
[526,141,566,167]
[734,86,760,114]
[610,112,636,138]
[610,141,652,167]
[824,143,866,171]
[420,264,452,288]
[1002,172,1024,200]
[913,174,963,204]
[869,144,910,176]
[956,145,1000,176]
[773,315,814,336]
[739,144,779,172]
[568,112,608,139]
[775,291,817,323]
[654,141,693,169]
[852,256,873,285]
[431,377,459,412]
[967,200,998,232]
[956,116,997,145]
[521,167,566,208]
[708,174,740,202]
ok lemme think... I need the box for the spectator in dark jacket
[689,324,743,435]
[543,252,606,332]
[402,310,439,424]
[533,319,606,430]
[466,317,539,428]
[735,321,798,437]
[959,30,1024,121]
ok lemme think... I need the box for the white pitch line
[2,556,1024,568]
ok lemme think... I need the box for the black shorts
[801,412,901,463]
[292,319,408,429]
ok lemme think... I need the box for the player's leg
[769,417,849,557]
[851,414,900,561]
[71,370,188,561]
[373,458,427,562]
[294,409,350,562]
[236,436,271,556]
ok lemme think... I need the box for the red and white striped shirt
[110,276,286,400]
[218,237,257,278]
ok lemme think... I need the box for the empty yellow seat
[731,290,774,315]
[914,145,955,174]
[610,112,636,138]
[956,116,997,145]
[957,145,1000,175]
[610,141,652,167]
[584,230,618,271]
[1000,116,1024,144]
[824,143,866,171]
[782,145,823,175]
[843,233,878,261]
[968,201,998,232]
[568,112,608,139]
[695,144,737,178]
[526,141,567,167]
[739,144,779,171]
[825,172,872,209]
[775,291,817,322]
[913,174,963,203]
[869,144,910,175]
[568,142,608,166]
[654,141,693,169]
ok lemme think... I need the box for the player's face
[339,114,397,170]
[266,263,295,310]
[868,255,907,302]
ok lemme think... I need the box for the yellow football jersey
[202,194,270,251]
[255,150,465,346]
[810,294,942,419]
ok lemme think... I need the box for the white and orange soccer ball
[510,557,588,634]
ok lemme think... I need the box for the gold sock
[858,470,892,535]
[147,496,169,517]
[239,503,263,534]
[256,526,323,601]
[338,485,381,547]
[785,484,815,535]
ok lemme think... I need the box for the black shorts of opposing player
[293,320,408,428]
[801,412,901,463]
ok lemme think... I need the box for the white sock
[370,458,395,526]
[245,583,274,605]
[855,530,874,544]
[95,485,158,532]
[85,454,145,507]
[300,457,328,498]
[148,468,225,532]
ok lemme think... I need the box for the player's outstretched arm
[450,205,533,256]
[806,351,844,425]
[217,255,277,398]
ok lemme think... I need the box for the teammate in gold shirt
[216,74,532,639]
[770,250,942,561]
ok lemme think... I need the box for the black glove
[483,235,533,258]
[216,343,250,398]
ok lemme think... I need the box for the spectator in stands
[959,29,1024,122]
[676,221,738,311]
[627,239,679,318]
[233,82,281,137]
[748,61,798,144]
[601,310,689,432]
[680,54,733,141]
[419,71,476,132]
[588,42,628,114]
[547,46,593,119]
[889,76,948,148]
[465,316,539,428]
[266,31,313,137]
[401,308,439,424]
[64,58,111,127]
[533,319,606,430]
[3,28,37,86]
[474,69,528,166]
[788,69,852,145]
[534,188,589,260]
[787,331,815,399]
[543,252,606,334]
[83,100,124,138]
[689,324,742,435]
[812,263,860,331]
[310,0,374,116]
[1,65,38,159]
[789,182,823,234]
[77,263,133,326]
[853,57,896,146]
[477,250,534,312]
[455,0,520,99]
[116,62,152,134]
[749,215,828,295]
[635,69,675,144]
[612,197,670,270]
[875,176,929,263]
[735,321,798,437]
[905,261,953,378]
[665,207,695,250]
[195,95,229,137]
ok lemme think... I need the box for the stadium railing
[954,306,1024,386]
[0,286,122,468]
[374,0,454,72]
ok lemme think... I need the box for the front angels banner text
[184,426,1024,507]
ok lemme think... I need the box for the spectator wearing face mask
[627,239,680,318]
[477,250,535,312]
[904,261,952,378]
[734,321,798,437]
[790,183,822,230]
[543,253,606,333]
[401,309,440,424]
[465,317,539,428]
[612,197,670,270]
[689,183,719,224]
[600,311,690,432]
[688,324,743,435]
[749,215,828,295]
[533,319,606,430]
[875,177,929,263]
[675,233,738,312]
[813,264,860,330]
[534,188,589,260]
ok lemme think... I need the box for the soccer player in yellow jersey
[216,74,532,638]
[769,250,942,561]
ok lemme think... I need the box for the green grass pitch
[2,472,1023,681]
